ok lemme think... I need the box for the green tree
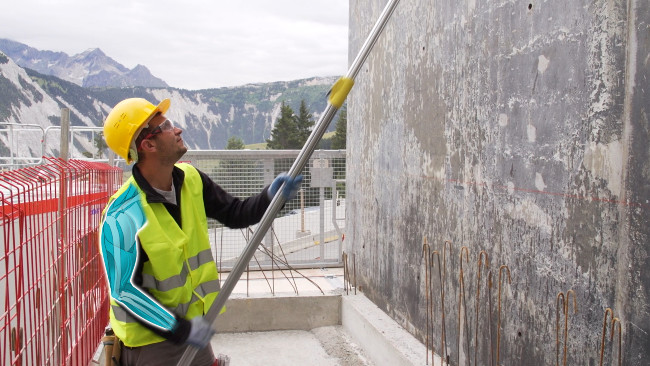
[226,136,245,150]
[295,100,314,146]
[266,102,300,149]
[94,132,108,158]
[331,106,346,149]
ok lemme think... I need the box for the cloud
[0,0,349,90]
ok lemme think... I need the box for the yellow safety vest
[106,163,221,347]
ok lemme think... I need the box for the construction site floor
[210,267,375,366]
[91,267,427,366]
[211,326,373,365]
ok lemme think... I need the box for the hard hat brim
[154,99,171,119]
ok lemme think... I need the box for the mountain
[0,39,168,88]
[0,50,337,161]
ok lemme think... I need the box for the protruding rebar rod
[442,240,453,365]
[555,292,566,366]
[257,236,324,295]
[474,251,489,366]
[270,228,300,293]
[563,290,577,366]
[457,246,470,366]
[496,265,511,366]
[428,250,437,364]
[342,252,349,295]
[422,238,431,365]
[487,271,494,366]
[599,308,614,366]
[431,250,446,365]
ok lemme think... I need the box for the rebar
[442,240,453,364]
[270,228,300,293]
[474,251,489,366]
[487,271,494,366]
[599,308,613,366]
[423,238,432,365]
[431,250,446,365]
[342,252,349,295]
[555,292,565,366]
[256,241,324,295]
[563,290,577,366]
[457,246,470,366]
[496,265,511,366]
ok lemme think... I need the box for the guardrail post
[60,109,70,161]
[58,109,70,365]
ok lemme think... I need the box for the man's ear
[140,139,156,152]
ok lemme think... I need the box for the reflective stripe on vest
[107,163,221,347]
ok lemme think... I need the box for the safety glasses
[140,119,174,141]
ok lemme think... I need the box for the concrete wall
[346,0,649,365]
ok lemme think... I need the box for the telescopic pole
[177,1,400,364]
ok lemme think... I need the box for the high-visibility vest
[105,163,221,347]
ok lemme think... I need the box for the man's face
[145,114,187,164]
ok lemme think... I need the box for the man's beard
[173,145,188,162]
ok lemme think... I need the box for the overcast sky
[1,0,349,90]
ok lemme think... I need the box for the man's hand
[268,173,303,200]
[186,316,215,349]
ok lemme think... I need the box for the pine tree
[226,136,245,150]
[295,100,314,146]
[267,102,299,149]
[331,106,347,149]
[94,132,108,158]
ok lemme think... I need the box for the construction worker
[99,97,303,365]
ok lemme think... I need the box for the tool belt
[100,328,122,366]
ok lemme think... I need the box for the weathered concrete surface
[215,295,341,332]
[346,0,649,365]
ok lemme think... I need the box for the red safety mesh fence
[0,158,121,366]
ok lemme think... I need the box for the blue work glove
[268,173,303,200]
[186,316,215,349]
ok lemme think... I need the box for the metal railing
[0,123,107,168]
[179,149,347,271]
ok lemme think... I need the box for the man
[99,98,302,365]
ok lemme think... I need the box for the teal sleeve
[99,183,177,331]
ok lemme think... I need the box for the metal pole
[177,1,401,364]
[58,108,70,364]
[60,108,70,161]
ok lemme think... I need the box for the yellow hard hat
[103,98,170,164]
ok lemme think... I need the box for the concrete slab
[211,327,373,366]
[90,268,431,366]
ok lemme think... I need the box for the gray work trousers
[120,341,215,366]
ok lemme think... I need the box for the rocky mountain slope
[0,50,336,161]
